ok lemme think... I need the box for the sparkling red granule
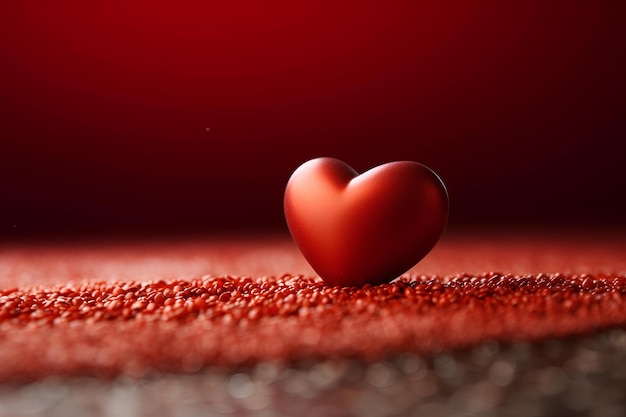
[0,273,625,382]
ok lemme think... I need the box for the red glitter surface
[0,232,625,383]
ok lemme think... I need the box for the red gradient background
[1,1,625,239]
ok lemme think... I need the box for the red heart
[284,158,449,287]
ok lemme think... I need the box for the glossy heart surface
[284,158,449,286]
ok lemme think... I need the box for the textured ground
[0,231,625,416]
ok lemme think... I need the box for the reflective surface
[2,329,625,417]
